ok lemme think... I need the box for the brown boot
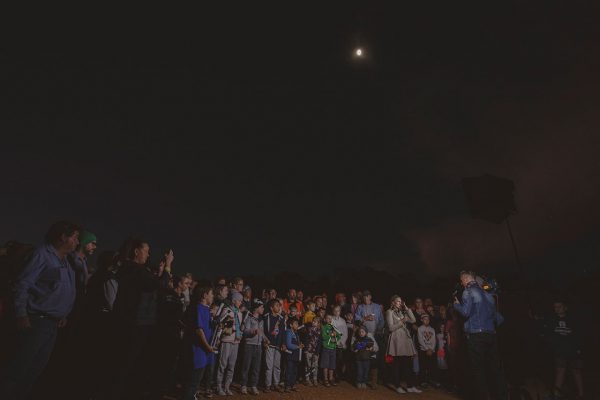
[368,368,378,389]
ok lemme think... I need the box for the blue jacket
[13,245,77,319]
[355,302,385,335]
[454,281,504,334]
[285,329,302,362]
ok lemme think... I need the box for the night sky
[3,4,600,279]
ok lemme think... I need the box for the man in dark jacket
[104,238,167,400]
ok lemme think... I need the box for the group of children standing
[184,285,449,398]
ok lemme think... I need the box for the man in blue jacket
[1,221,81,400]
[454,270,506,400]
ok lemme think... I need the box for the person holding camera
[453,270,506,400]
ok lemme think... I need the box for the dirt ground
[206,382,461,400]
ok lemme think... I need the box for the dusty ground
[204,382,461,400]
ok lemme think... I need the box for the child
[240,299,265,395]
[303,301,316,325]
[436,323,449,388]
[417,314,438,387]
[215,292,244,396]
[263,299,285,392]
[320,314,341,387]
[352,325,378,389]
[317,307,326,321]
[182,287,215,400]
[304,316,322,386]
[284,318,304,392]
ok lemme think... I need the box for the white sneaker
[396,387,407,394]
[240,386,248,395]
[249,387,260,395]
[407,386,422,393]
[217,387,226,396]
[225,387,234,396]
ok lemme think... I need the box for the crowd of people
[0,221,586,400]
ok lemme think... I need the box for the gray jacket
[243,313,265,346]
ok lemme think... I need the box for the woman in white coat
[385,295,422,394]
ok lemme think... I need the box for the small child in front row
[417,314,438,387]
[352,325,378,389]
[284,318,304,392]
[320,314,341,387]
[304,316,322,386]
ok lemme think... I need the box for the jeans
[285,359,299,388]
[356,359,370,384]
[182,367,206,400]
[0,315,59,400]
[466,332,507,400]
[240,344,262,388]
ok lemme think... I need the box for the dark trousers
[418,350,437,383]
[0,316,58,400]
[240,344,262,388]
[466,332,507,400]
[391,356,417,388]
[183,366,206,400]
[285,359,299,388]
[355,359,370,384]
[104,325,158,400]
[335,348,345,380]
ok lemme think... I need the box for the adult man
[282,288,304,315]
[70,230,97,293]
[453,270,506,400]
[1,221,81,400]
[355,290,385,388]
[67,230,97,334]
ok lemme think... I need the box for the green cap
[79,231,97,247]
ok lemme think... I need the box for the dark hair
[191,286,213,304]
[232,277,243,285]
[117,237,149,262]
[45,220,81,245]
[288,317,299,326]
[215,284,228,297]
[268,299,281,309]
[172,275,184,287]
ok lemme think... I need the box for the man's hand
[299,343,304,349]
[16,316,31,331]
[454,297,460,304]
[280,345,287,352]
[58,318,68,328]
[426,349,433,357]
